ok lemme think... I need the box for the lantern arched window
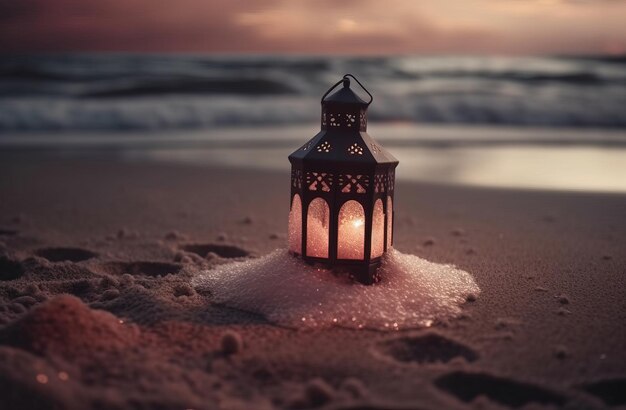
[387,196,393,248]
[337,200,365,260]
[288,74,399,284]
[306,197,330,258]
[371,199,385,258]
[288,194,302,254]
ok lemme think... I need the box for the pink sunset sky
[1,0,625,55]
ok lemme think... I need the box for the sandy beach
[0,152,624,409]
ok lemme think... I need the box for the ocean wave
[0,54,625,130]
[80,78,297,98]
[1,92,625,131]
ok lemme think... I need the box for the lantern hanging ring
[320,74,373,106]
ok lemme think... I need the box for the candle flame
[338,200,365,259]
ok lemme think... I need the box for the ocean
[1,54,625,192]
[1,54,626,130]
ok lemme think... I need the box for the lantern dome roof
[289,74,398,170]
[323,82,369,106]
[288,130,398,168]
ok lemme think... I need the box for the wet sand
[0,153,624,409]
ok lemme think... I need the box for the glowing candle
[295,197,387,261]
[338,200,365,259]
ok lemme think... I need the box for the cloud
[0,0,624,54]
[0,0,279,52]
[231,1,497,54]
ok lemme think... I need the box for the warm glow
[306,198,330,258]
[337,18,357,33]
[288,194,302,254]
[338,200,365,260]
[2,0,624,54]
[371,199,384,258]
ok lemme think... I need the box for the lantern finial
[320,74,372,106]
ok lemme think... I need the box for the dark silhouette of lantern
[288,74,399,284]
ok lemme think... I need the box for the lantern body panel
[288,194,302,254]
[306,197,330,258]
[288,76,398,284]
[387,195,394,248]
[371,199,385,258]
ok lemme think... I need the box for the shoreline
[2,122,626,194]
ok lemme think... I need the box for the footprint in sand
[95,261,183,277]
[0,256,24,281]
[181,243,250,259]
[580,378,626,407]
[434,371,566,408]
[376,333,478,364]
[0,228,18,236]
[35,247,98,263]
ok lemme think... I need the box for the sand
[0,152,625,409]
[192,248,480,330]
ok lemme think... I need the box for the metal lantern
[288,74,399,284]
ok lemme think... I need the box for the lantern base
[351,262,382,285]
[291,252,382,285]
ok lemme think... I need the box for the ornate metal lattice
[300,140,314,151]
[374,174,386,193]
[359,111,367,129]
[348,143,364,155]
[316,141,332,153]
[339,174,369,194]
[307,172,333,192]
[321,109,367,131]
[291,168,302,189]
[345,113,356,127]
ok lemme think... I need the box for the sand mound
[0,295,139,356]
[193,249,480,330]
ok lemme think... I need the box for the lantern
[288,74,399,284]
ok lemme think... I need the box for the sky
[1,0,625,55]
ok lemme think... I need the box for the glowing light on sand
[36,374,48,384]
[193,249,480,330]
